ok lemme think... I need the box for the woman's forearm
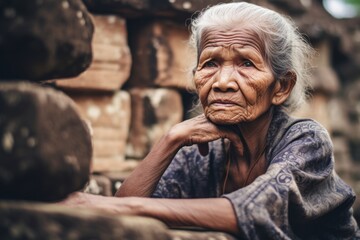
[137,197,239,235]
[62,193,239,235]
[115,132,182,197]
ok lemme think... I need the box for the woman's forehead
[199,27,266,56]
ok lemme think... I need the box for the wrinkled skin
[195,28,278,125]
[61,26,296,236]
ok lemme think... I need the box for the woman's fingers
[172,114,244,153]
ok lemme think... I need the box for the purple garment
[152,108,359,239]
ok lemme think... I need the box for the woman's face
[194,27,278,125]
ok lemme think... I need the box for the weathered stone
[55,14,131,91]
[328,98,352,137]
[310,40,340,95]
[66,91,132,172]
[343,80,360,164]
[333,137,353,181]
[344,80,360,142]
[83,0,232,18]
[292,93,332,133]
[0,82,92,201]
[0,200,238,239]
[0,201,171,240]
[84,174,113,196]
[101,170,135,194]
[126,20,193,89]
[0,0,94,81]
[169,229,236,240]
[335,18,360,81]
[126,88,183,159]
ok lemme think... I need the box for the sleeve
[223,121,358,240]
[151,146,194,199]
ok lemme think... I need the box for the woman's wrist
[164,125,188,148]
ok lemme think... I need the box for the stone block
[0,201,171,240]
[55,15,131,91]
[0,200,237,239]
[344,80,360,142]
[310,40,340,95]
[101,170,136,194]
[126,20,193,89]
[0,0,94,81]
[126,88,183,159]
[328,97,352,137]
[84,174,113,196]
[83,0,232,18]
[169,229,236,240]
[292,93,332,132]
[0,82,92,201]
[66,91,131,172]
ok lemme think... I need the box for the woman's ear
[272,71,296,105]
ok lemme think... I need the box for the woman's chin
[207,114,242,125]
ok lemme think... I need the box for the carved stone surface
[126,88,183,159]
[343,80,360,164]
[84,174,114,196]
[169,229,236,240]
[0,201,237,240]
[0,0,94,81]
[0,82,92,201]
[126,20,192,89]
[55,14,131,91]
[66,90,132,172]
[0,201,171,240]
[310,40,340,95]
[82,0,232,18]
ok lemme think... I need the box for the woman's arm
[136,197,239,235]
[116,114,243,198]
[115,132,182,197]
[62,192,239,235]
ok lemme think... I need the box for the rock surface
[0,200,236,240]
[0,82,92,201]
[126,88,183,159]
[66,90,132,172]
[126,20,192,89]
[170,229,236,240]
[55,14,131,91]
[0,0,94,81]
[0,201,171,240]
[82,0,232,18]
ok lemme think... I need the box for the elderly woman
[64,2,359,239]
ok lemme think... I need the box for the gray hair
[188,2,314,113]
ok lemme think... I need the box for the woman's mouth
[209,99,238,107]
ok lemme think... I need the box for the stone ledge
[0,201,236,240]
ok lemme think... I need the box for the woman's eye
[243,60,254,67]
[203,61,217,68]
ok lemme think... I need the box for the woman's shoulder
[269,108,331,143]
[267,108,333,161]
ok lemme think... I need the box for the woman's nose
[213,67,239,92]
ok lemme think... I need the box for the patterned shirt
[152,108,359,239]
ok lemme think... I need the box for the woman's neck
[234,107,274,165]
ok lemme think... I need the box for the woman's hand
[60,192,141,215]
[169,114,244,156]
